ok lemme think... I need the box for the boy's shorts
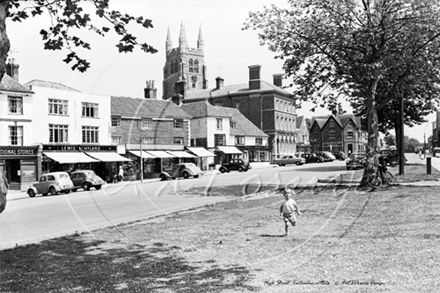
[283,213,297,226]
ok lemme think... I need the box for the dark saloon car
[70,170,106,191]
[333,151,347,161]
[160,163,203,180]
[219,158,251,173]
[301,153,324,164]
[346,153,367,170]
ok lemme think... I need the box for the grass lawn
[1,183,440,292]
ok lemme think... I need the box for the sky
[7,0,436,143]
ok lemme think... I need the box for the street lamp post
[140,133,143,182]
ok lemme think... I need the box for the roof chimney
[6,58,19,82]
[248,65,261,90]
[215,76,224,90]
[144,80,157,99]
[273,74,283,87]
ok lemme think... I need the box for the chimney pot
[248,65,261,90]
[273,74,283,87]
[215,76,224,90]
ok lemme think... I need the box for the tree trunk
[0,0,10,81]
[0,0,10,213]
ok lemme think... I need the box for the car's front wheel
[64,190,71,194]
[182,172,190,179]
[194,175,199,178]
[27,189,36,198]
[238,167,244,172]
[296,162,301,165]
[219,167,226,173]
[49,186,57,195]
[82,182,91,191]
[95,185,102,190]
[160,174,167,181]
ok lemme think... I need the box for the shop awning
[216,146,243,154]
[43,152,99,164]
[186,147,216,157]
[85,152,132,162]
[166,151,196,158]
[129,151,156,159]
[146,151,176,158]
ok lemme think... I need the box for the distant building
[295,116,311,153]
[309,114,367,154]
[180,101,270,169]
[432,111,440,152]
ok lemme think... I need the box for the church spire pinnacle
[179,22,188,50]
[166,26,173,52]
[197,24,204,51]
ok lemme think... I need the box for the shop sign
[0,146,39,157]
[43,145,117,152]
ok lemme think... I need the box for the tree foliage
[244,0,440,157]
[1,0,157,78]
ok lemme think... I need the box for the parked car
[317,152,334,162]
[301,153,324,163]
[273,155,305,166]
[70,170,106,191]
[27,172,74,197]
[379,149,399,166]
[333,151,347,161]
[346,152,367,170]
[160,163,203,180]
[219,158,251,173]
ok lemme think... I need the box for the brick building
[309,114,367,155]
[172,64,297,160]
[110,95,193,179]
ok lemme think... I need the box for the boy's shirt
[280,198,298,214]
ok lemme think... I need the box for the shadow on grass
[260,234,286,238]
[174,184,281,198]
[0,235,258,292]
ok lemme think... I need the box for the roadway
[0,160,348,250]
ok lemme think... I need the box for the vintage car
[70,170,106,191]
[27,172,74,198]
[346,152,367,170]
[300,153,324,164]
[219,158,251,173]
[273,155,305,166]
[160,163,203,180]
[379,149,399,166]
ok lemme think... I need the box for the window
[174,119,183,129]
[235,136,245,145]
[112,136,122,145]
[235,102,240,110]
[174,137,184,144]
[216,118,223,130]
[329,130,336,139]
[82,102,99,118]
[255,138,263,145]
[230,121,237,128]
[82,126,99,143]
[189,59,194,72]
[48,99,68,115]
[214,134,226,146]
[347,130,354,139]
[214,102,222,107]
[9,126,23,145]
[111,116,120,127]
[49,124,69,143]
[329,120,335,128]
[172,60,178,74]
[194,59,199,73]
[8,96,23,114]
[314,132,319,140]
[142,118,152,130]
[142,137,156,144]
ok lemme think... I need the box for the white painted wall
[29,85,111,145]
[0,92,34,145]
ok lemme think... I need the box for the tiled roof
[311,114,361,129]
[111,96,192,119]
[184,80,292,101]
[0,74,34,94]
[180,101,231,118]
[224,108,268,137]
[23,79,80,92]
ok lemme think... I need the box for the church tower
[162,23,208,100]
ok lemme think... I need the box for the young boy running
[279,187,301,236]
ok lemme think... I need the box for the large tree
[0,0,157,80]
[0,0,157,213]
[244,0,440,182]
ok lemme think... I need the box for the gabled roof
[23,79,80,92]
[296,116,304,129]
[311,114,361,129]
[0,74,34,94]
[180,101,231,118]
[111,96,192,119]
[184,80,292,101]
